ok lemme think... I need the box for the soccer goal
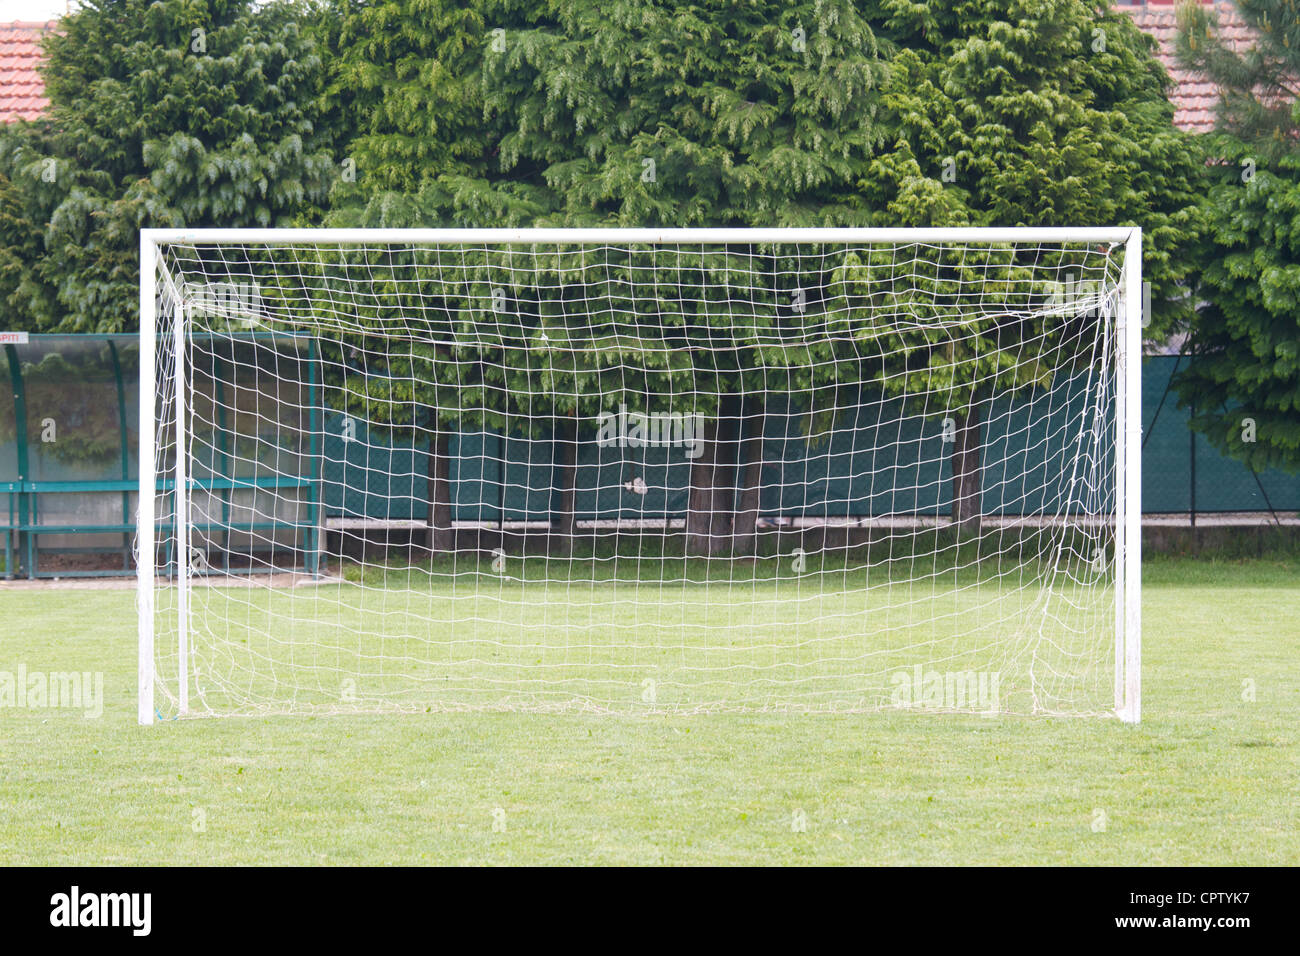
[136,227,1141,723]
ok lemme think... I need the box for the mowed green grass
[0,556,1296,865]
[167,570,1113,716]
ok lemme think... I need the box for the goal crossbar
[141,226,1138,245]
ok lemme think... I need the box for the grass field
[0,555,1296,865]
[159,556,1116,716]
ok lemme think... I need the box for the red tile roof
[0,20,57,124]
[1120,1,1258,134]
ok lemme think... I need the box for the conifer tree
[0,0,336,333]
[856,0,1201,528]
[1174,0,1300,472]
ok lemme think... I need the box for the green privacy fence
[1141,356,1298,514]
[319,356,1299,522]
[2,337,1296,578]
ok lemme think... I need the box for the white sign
[0,332,29,345]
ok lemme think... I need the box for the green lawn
[0,556,1296,865]
[159,562,1116,716]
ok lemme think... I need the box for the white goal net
[137,228,1141,722]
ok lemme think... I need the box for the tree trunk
[731,402,766,555]
[950,405,983,535]
[553,415,578,555]
[426,426,453,552]
[686,417,732,555]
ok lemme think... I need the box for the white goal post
[137,227,1141,723]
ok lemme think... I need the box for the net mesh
[144,236,1126,717]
